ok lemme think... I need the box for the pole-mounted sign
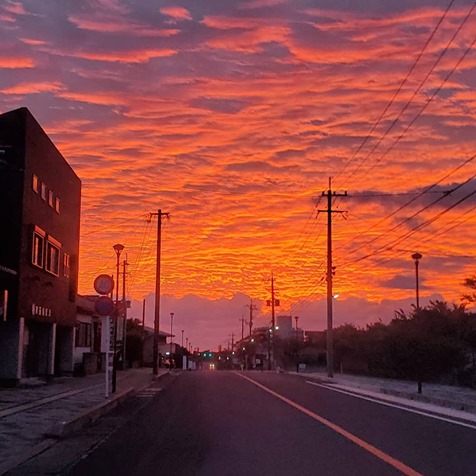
[93,274,115,399]
[94,274,114,296]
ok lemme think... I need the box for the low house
[134,326,173,367]
[75,295,102,375]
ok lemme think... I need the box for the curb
[290,371,476,415]
[45,386,135,438]
[380,388,476,414]
[0,370,171,475]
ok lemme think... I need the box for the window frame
[55,197,60,214]
[48,190,54,207]
[63,252,70,277]
[75,322,92,348]
[32,174,39,194]
[41,183,47,201]
[45,235,61,276]
[32,226,46,268]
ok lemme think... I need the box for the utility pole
[318,177,347,378]
[121,257,128,369]
[266,273,280,370]
[141,298,146,367]
[245,300,257,337]
[239,316,245,341]
[229,332,235,351]
[151,209,170,375]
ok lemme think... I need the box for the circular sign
[94,274,114,295]
[94,296,115,316]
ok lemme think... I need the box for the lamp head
[411,252,422,262]
[113,243,125,254]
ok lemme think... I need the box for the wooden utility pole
[266,273,280,370]
[319,178,347,378]
[121,258,129,369]
[151,209,170,375]
[239,316,245,341]
[246,300,257,337]
[141,298,146,367]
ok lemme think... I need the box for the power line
[341,186,476,268]
[336,154,476,256]
[333,0,456,186]
[357,30,476,184]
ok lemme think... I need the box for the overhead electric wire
[340,185,476,268]
[342,1,476,189]
[359,35,476,184]
[82,213,150,236]
[335,153,476,256]
[333,0,456,186]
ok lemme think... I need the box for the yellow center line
[235,372,422,476]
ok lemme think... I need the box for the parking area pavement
[0,367,168,476]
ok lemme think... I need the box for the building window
[48,190,54,207]
[75,322,92,347]
[41,183,47,201]
[32,226,46,268]
[63,253,70,277]
[55,197,60,214]
[45,236,61,276]
[32,174,39,193]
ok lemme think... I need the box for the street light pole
[411,252,423,310]
[112,243,124,393]
[181,329,184,348]
[170,312,174,370]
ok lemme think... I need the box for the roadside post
[94,274,115,398]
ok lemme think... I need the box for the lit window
[55,197,60,214]
[32,226,46,268]
[63,253,70,277]
[48,190,54,207]
[41,183,47,201]
[32,174,39,193]
[45,236,61,276]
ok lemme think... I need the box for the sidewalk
[292,370,476,414]
[0,367,168,476]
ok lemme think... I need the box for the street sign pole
[104,316,110,398]
[94,274,115,399]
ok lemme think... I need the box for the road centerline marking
[235,372,422,476]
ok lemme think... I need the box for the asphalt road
[54,370,476,476]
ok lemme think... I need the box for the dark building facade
[0,108,81,384]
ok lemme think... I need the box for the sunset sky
[2,0,476,349]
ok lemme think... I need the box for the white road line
[235,372,422,476]
[306,381,476,431]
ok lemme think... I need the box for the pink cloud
[160,7,192,21]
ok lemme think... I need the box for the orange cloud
[0,81,63,94]
[2,0,476,346]
[0,56,34,68]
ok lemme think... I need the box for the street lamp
[170,312,174,370]
[112,243,124,393]
[411,252,423,310]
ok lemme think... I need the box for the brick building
[0,107,81,384]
